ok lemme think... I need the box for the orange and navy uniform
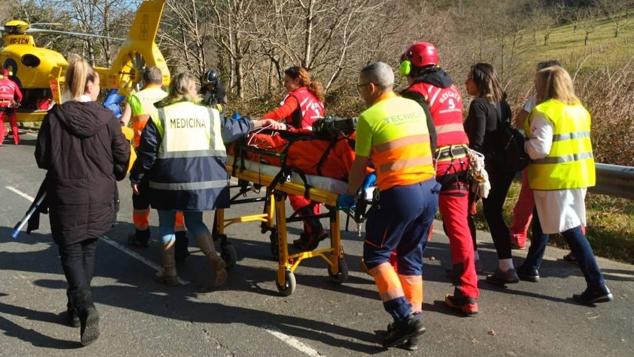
[355,92,434,191]
[358,92,439,319]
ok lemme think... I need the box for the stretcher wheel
[269,231,279,261]
[221,243,238,270]
[276,270,296,296]
[328,257,348,284]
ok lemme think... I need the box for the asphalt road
[1,133,633,356]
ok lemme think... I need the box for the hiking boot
[517,265,540,282]
[573,286,613,305]
[444,292,479,316]
[292,230,328,251]
[382,315,426,348]
[563,252,577,263]
[386,326,420,351]
[174,231,190,262]
[400,335,419,351]
[128,229,150,248]
[486,268,519,286]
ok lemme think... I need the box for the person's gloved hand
[362,172,377,190]
[231,111,242,120]
[336,194,356,210]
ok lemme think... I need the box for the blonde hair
[167,72,199,103]
[535,66,579,105]
[65,54,97,99]
[284,66,325,103]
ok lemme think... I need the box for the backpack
[494,102,529,173]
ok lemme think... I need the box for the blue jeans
[158,210,209,245]
[523,209,605,289]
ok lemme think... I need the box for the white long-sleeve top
[525,114,587,234]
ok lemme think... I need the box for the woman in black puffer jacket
[35,55,130,346]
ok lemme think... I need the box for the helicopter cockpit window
[21,54,41,68]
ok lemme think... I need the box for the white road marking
[100,235,188,285]
[6,186,35,201]
[6,185,188,285]
[265,326,324,357]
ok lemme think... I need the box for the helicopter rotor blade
[25,28,124,42]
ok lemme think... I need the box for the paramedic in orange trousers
[262,66,328,251]
[0,68,23,146]
[339,62,439,350]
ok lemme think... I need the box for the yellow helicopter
[0,0,170,123]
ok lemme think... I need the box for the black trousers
[59,238,98,302]
[480,166,515,259]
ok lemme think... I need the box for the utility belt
[434,144,469,162]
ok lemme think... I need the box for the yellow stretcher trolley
[213,155,349,296]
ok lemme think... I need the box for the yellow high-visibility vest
[525,98,595,190]
[153,101,226,160]
[129,87,168,148]
[358,94,435,190]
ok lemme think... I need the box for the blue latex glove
[231,111,242,120]
[362,172,377,190]
[336,194,356,210]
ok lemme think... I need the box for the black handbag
[494,102,529,173]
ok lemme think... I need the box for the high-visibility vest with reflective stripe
[362,96,435,190]
[407,82,469,148]
[148,100,229,210]
[525,98,595,190]
[129,87,168,147]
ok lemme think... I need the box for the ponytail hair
[284,66,325,103]
[65,54,97,99]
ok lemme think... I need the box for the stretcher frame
[214,161,348,296]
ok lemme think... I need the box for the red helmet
[402,42,439,68]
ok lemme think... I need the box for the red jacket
[405,81,468,148]
[0,77,23,106]
[263,87,324,129]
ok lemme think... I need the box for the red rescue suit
[402,79,479,301]
[0,76,23,145]
[263,87,326,244]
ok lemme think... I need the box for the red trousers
[288,195,322,235]
[0,109,19,145]
[436,158,479,299]
[510,170,534,247]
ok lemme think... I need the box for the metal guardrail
[591,163,634,200]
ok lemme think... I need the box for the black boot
[175,231,190,262]
[65,304,80,327]
[65,291,80,327]
[382,314,426,348]
[128,229,150,248]
[75,289,100,346]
